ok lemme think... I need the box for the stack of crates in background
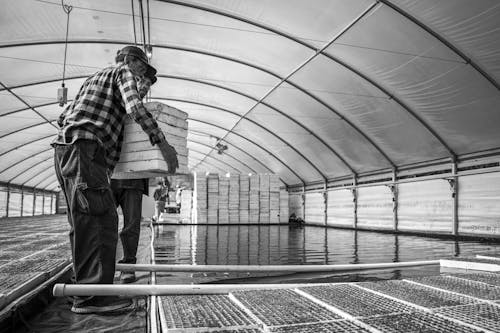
[180,189,192,223]
[249,174,260,223]
[279,189,289,223]
[194,172,207,224]
[239,175,249,224]
[218,176,229,224]
[229,174,239,223]
[114,102,189,177]
[259,174,270,222]
[207,174,218,224]
[270,174,280,223]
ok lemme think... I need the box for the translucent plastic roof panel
[149,2,314,76]
[11,79,88,107]
[0,92,26,115]
[0,130,55,157]
[0,149,53,182]
[150,48,280,98]
[9,159,53,185]
[394,0,500,83]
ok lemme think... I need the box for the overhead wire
[60,0,72,87]
[131,0,137,45]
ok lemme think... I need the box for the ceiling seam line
[160,75,358,173]
[8,158,54,185]
[19,164,54,188]
[188,141,258,174]
[152,1,457,161]
[189,147,244,174]
[189,129,283,180]
[194,2,380,178]
[0,41,396,168]
[157,97,326,181]
[0,148,53,175]
[0,119,57,140]
[0,81,58,130]
[379,0,499,91]
[0,134,55,158]
[187,118,305,184]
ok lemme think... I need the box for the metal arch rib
[188,139,258,174]
[189,130,283,181]
[1,151,53,179]
[155,97,327,181]
[155,0,457,159]
[188,148,242,174]
[188,155,232,176]
[379,0,499,91]
[20,163,54,188]
[188,118,305,184]
[0,41,393,169]
[0,134,55,158]
[0,120,57,140]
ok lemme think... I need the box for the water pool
[153,225,499,284]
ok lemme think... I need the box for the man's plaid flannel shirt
[53,63,165,171]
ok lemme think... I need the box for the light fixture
[145,44,153,59]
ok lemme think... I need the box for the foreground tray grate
[359,280,477,309]
[299,284,415,317]
[270,320,371,333]
[0,273,43,294]
[160,294,257,329]
[232,289,342,326]
[409,276,500,300]
[435,304,500,332]
[448,272,500,287]
[362,311,483,333]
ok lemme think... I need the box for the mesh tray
[435,304,500,332]
[359,281,477,308]
[363,311,483,333]
[270,320,371,333]
[409,276,500,300]
[232,289,342,326]
[160,294,257,329]
[299,284,415,317]
[448,272,500,287]
[0,251,34,261]
[0,258,68,275]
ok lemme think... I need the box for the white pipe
[53,282,334,297]
[115,260,439,273]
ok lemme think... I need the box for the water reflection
[154,225,498,283]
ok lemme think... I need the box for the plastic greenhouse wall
[0,185,58,218]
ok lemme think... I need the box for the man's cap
[118,45,156,75]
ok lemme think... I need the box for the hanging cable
[147,0,151,46]
[58,0,73,107]
[138,0,147,52]
[131,0,137,45]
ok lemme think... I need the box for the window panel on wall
[8,191,22,217]
[0,188,7,217]
[22,192,34,216]
[35,194,44,215]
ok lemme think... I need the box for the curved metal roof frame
[189,148,245,174]
[159,97,327,180]
[188,118,305,184]
[0,148,53,175]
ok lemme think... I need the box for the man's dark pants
[54,139,118,306]
[110,181,143,264]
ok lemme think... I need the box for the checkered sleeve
[117,66,166,145]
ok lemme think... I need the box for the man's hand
[158,141,178,174]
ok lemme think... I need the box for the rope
[61,0,73,87]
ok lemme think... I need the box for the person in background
[153,179,169,221]
[110,56,158,284]
[53,45,178,315]
[175,184,185,213]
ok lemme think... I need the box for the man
[153,179,168,221]
[53,45,178,315]
[110,62,157,284]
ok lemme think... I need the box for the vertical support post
[352,174,358,229]
[323,180,328,226]
[301,185,306,221]
[391,168,398,232]
[449,161,459,236]
[6,185,10,217]
[33,190,37,216]
[50,193,54,214]
[42,192,46,215]
[20,187,24,217]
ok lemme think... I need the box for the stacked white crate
[229,174,240,224]
[218,176,229,224]
[207,174,219,224]
[279,189,289,223]
[239,175,250,224]
[259,174,270,223]
[269,174,280,224]
[180,189,192,223]
[194,172,207,224]
[249,174,260,224]
[114,102,189,177]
